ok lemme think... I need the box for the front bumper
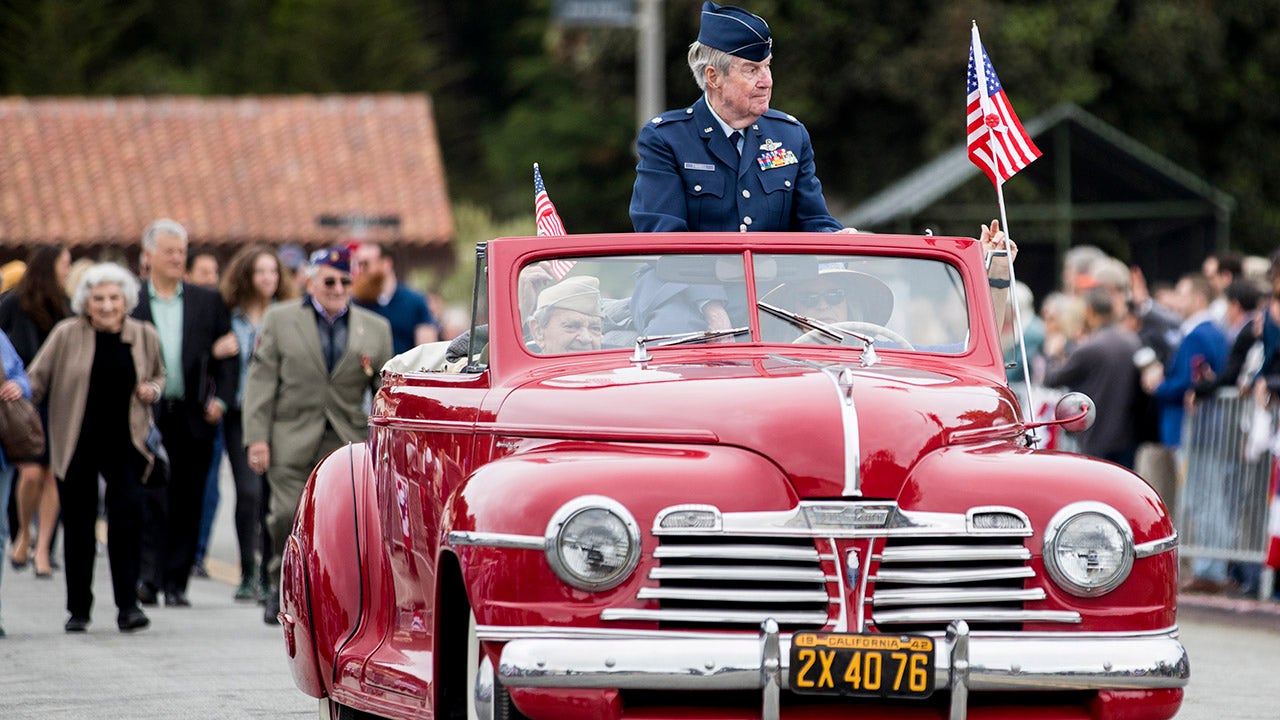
[487,620,1188,720]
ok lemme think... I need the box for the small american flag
[966,24,1041,186]
[533,163,574,279]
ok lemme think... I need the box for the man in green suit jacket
[244,246,392,625]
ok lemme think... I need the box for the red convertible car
[279,232,1188,720]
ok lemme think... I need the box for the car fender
[444,441,797,626]
[281,442,384,698]
[906,442,1177,629]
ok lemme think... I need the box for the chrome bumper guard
[494,620,1189,720]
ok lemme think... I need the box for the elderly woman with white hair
[27,262,165,634]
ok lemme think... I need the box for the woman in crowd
[28,263,165,633]
[0,244,72,576]
[220,245,297,601]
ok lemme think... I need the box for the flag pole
[973,21,1038,439]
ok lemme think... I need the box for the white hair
[687,41,733,92]
[71,262,141,315]
[141,218,188,251]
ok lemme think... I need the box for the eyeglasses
[321,276,353,288]
[796,289,846,308]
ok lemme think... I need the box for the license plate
[789,632,935,699]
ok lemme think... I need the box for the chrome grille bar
[873,566,1034,584]
[601,608,830,625]
[637,587,831,603]
[877,544,1030,563]
[873,587,1046,607]
[653,545,819,562]
[649,566,826,582]
[874,608,1081,625]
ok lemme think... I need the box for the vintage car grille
[601,512,1075,633]
[870,535,1042,634]
[604,534,834,630]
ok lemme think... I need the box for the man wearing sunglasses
[243,246,392,625]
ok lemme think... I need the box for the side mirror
[1054,392,1096,433]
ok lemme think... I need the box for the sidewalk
[1178,590,1280,622]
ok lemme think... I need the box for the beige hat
[762,268,894,326]
[535,275,602,317]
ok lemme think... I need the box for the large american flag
[533,163,574,280]
[966,24,1041,186]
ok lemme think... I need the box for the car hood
[495,356,1019,499]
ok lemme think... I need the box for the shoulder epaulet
[762,108,801,125]
[647,107,696,127]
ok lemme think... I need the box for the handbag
[145,422,170,485]
[0,365,45,462]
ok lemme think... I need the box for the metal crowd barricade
[1178,389,1276,600]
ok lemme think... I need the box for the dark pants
[140,400,216,595]
[60,445,146,618]
[221,408,263,573]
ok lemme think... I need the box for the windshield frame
[508,247,974,360]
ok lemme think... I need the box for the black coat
[132,281,236,439]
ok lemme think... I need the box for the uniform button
[744,216,753,225]
[739,224,747,232]
[694,184,702,192]
[686,108,694,114]
[785,180,792,188]
[742,190,751,198]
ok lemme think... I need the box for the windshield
[517,253,968,355]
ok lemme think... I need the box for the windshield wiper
[631,326,750,364]
[757,301,879,367]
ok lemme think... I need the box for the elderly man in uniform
[244,246,392,625]
[528,276,604,354]
[630,2,849,236]
[628,2,1015,338]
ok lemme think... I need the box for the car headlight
[1042,502,1135,597]
[544,496,640,591]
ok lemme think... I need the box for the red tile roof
[0,94,453,249]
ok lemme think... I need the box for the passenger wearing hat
[528,276,604,354]
[762,268,895,334]
[243,245,392,625]
[630,2,848,236]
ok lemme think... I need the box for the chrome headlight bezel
[544,496,641,592]
[1041,501,1135,597]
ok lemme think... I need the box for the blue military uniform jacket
[630,96,843,233]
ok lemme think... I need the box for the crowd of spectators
[0,221,432,635]
[1007,248,1280,600]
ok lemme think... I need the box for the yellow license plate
[789,632,935,698]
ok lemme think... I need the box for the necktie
[731,130,744,155]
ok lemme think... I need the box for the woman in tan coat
[28,263,165,633]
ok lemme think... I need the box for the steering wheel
[794,321,915,350]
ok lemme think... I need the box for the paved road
[0,462,315,719]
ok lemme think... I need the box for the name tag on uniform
[683,162,716,171]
